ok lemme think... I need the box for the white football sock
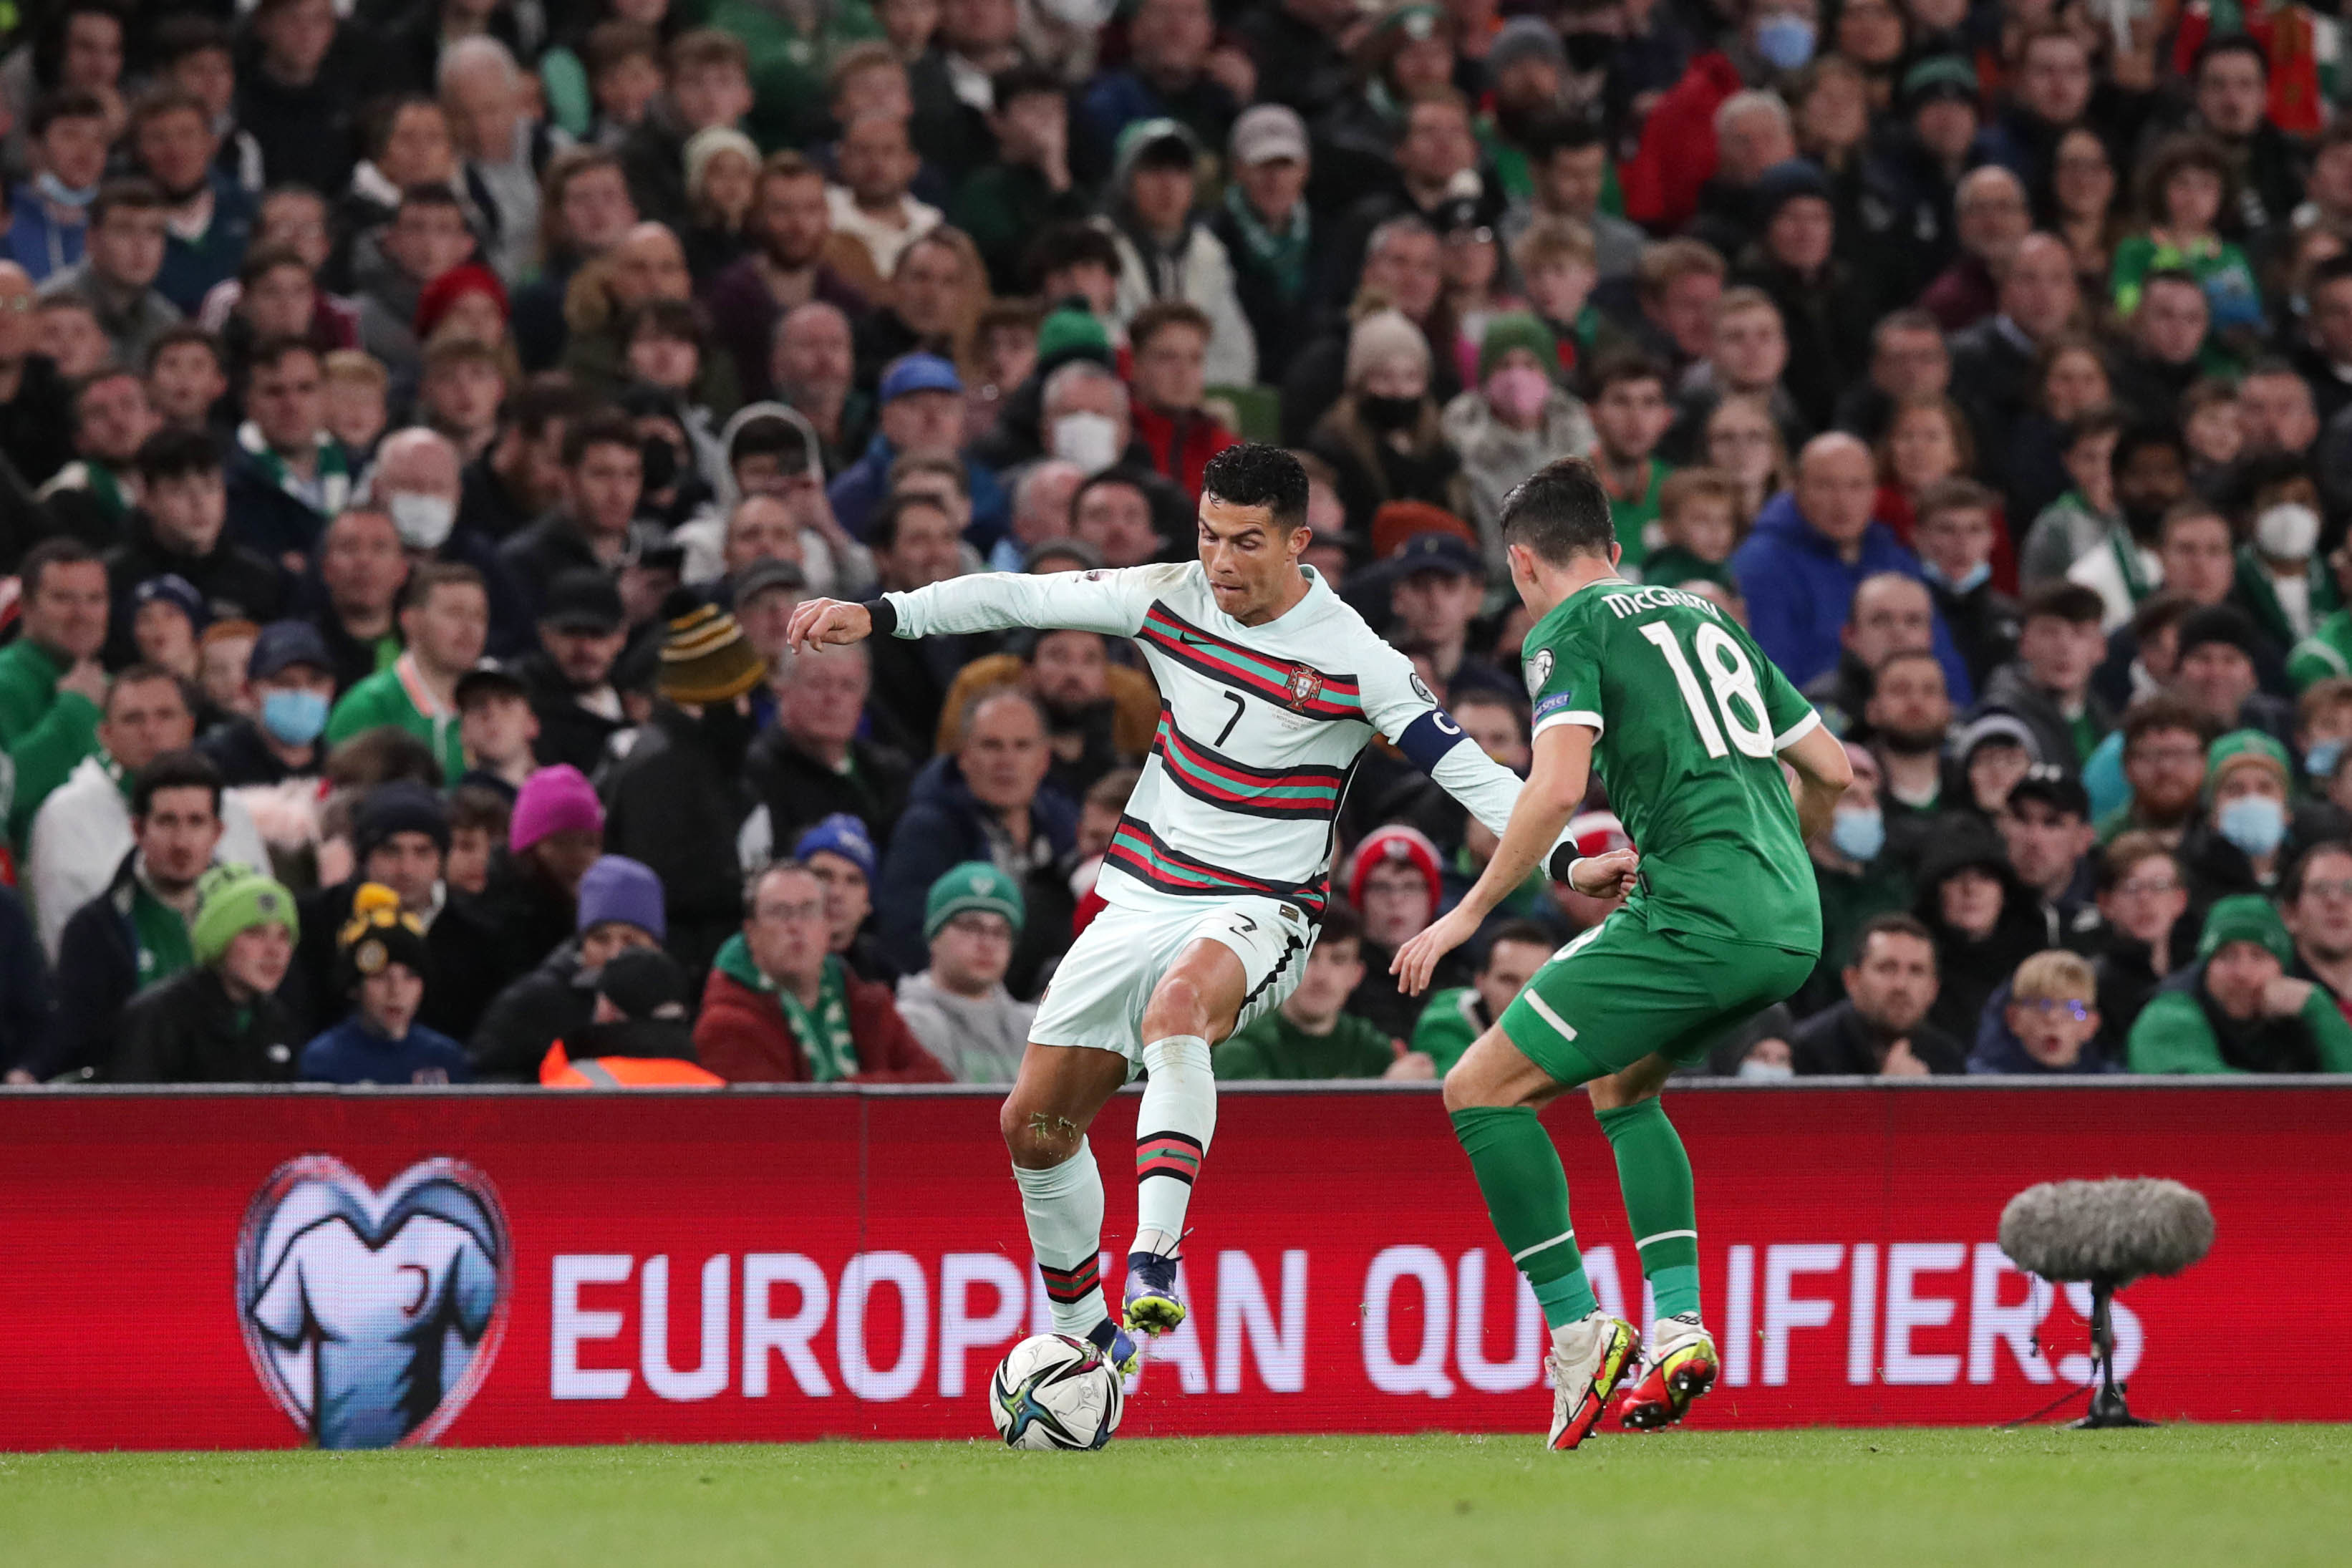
[1134,1033,1216,1258]
[1015,1138,1107,1335]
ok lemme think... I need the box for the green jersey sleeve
[1525,611,1605,740]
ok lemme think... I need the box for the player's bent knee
[1000,1095,1080,1168]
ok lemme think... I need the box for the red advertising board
[1,1082,2343,1451]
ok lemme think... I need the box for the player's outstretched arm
[1392,723,1632,995]
[785,598,873,652]
[1779,719,1854,843]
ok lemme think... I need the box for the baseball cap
[1956,712,2042,765]
[541,568,625,634]
[879,352,963,402]
[455,657,528,709]
[132,573,207,631]
[248,619,333,681]
[735,557,808,606]
[2005,763,2091,819]
[1395,530,1483,579]
[1229,104,1309,168]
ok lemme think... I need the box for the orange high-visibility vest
[541,1040,725,1088]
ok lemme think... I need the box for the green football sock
[1450,1105,1597,1329]
[1597,1099,1701,1318]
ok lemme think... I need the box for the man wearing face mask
[2231,457,2331,649]
[199,621,337,787]
[7,90,110,284]
[597,592,773,974]
[1443,313,1597,553]
[370,425,533,656]
[2177,730,2323,902]
[1796,742,1910,1015]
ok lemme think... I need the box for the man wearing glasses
[2285,842,2352,1028]
[692,858,948,1083]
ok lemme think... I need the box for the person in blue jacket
[1731,431,1974,702]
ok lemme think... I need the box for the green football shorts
[1498,913,1816,1086]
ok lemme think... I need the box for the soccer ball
[989,1334,1124,1450]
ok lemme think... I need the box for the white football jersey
[881,564,1529,915]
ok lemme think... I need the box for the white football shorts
[1028,889,1318,1070]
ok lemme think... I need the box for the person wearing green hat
[1101,117,1259,388]
[2186,728,2303,893]
[1859,56,1984,304]
[1443,311,1597,565]
[111,862,303,1083]
[894,861,1037,1084]
[2127,892,2352,1073]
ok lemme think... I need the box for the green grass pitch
[6,1427,2348,1567]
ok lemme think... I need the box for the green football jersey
[1524,578,1824,954]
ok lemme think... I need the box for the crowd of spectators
[4,0,2352,1085]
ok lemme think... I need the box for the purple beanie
[576,855,665,940]
[510,765,606,853]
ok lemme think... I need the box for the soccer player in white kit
[786,446,1562,1378]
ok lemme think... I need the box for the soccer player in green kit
[1394,458,1854,1450]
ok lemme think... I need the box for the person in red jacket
[694,859,949,1083]
[1126,299,1241,503]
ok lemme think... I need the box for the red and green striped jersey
[882,563,1538,913]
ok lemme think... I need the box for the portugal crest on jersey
[1284,664,1322,711]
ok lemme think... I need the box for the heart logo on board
[236,1155,513,1450]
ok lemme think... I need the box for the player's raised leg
[1124,937,1247,1335]
[1591,1059,1719,1430]
[1442,1023,1638,1451]
[1001,1042,1139,1370]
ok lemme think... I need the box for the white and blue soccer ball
[989,1334,1124,1450]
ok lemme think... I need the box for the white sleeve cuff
[1533,709,1605,740]
[1771,710,1823,752]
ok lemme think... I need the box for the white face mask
[1050,412,1122,475]
[388,490,456,552]
[1738,1057,1796,1082]
[2255,501,2320,562]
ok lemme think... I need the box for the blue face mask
[35,172,97,210]
[2217,794,2288,858]
[1754,14,1817,71]
[261,687,330,747]
[1926,558,1992,596]
[1830,805,1885,862]
[2308,740,2345,781]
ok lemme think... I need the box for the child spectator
[894,862,1037,1084]
[1215,905,1423,1080]
[112,863,302,1083]
[146,324,228,435]
[1640,468,1742,590]
[1980,583,2114,769]
[1408,919,1555,1078]
[1971,948,2119,1074]
[457,659,541,792]
[444,783,512,898]
[1510,216,1600,382]
[321,349,388,460]
[299,883,473,1084]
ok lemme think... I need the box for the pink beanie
[510,765,606,853]
[1347,823,1443,911]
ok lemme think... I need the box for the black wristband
[861,597,896,637]
[1548,843,1580,886]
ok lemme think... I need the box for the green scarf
[1221,183,1310,304]
[235,421,352,516]
[82,461,129,523]
[716,932,858,1081]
